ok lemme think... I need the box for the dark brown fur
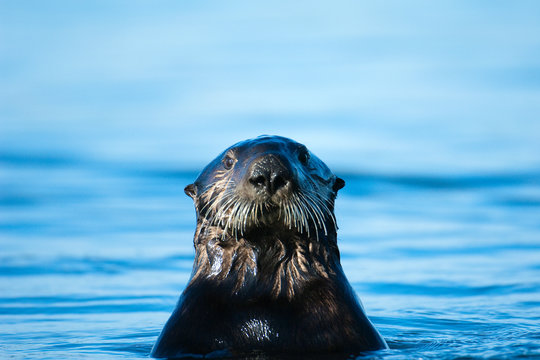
[152,136,387,359]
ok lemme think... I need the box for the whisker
[197,177,337,241]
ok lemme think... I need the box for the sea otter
[152,135,387,359]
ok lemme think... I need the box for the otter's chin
[241,220,308,239]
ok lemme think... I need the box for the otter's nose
[248,155,291,195]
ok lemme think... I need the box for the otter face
[185,136,345,241]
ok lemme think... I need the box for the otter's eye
[223,155,235,170]
[298,149,310,165]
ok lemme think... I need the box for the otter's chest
[237,318,279,344]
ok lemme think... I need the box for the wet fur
[152,136,387,358]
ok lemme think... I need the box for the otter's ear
[184,184,197,199]
[332,177,345,192]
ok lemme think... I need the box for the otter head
[185,135,345,242]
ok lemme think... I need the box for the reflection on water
[1,1,540,359]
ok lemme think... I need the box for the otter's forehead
[193,135,336,190]
[229,135,302,154]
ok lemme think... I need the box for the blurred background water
[1,1,540,359]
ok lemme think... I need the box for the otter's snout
[248,154,292,196]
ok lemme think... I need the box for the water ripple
[356,282,540,297]
[0,255,193,276]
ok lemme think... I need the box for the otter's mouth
[251,201,283,226]
[203,190,337,242]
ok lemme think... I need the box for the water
[1,1,540,359]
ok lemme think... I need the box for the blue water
[1,1,540,359]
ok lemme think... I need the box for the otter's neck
[189,223,340,300]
